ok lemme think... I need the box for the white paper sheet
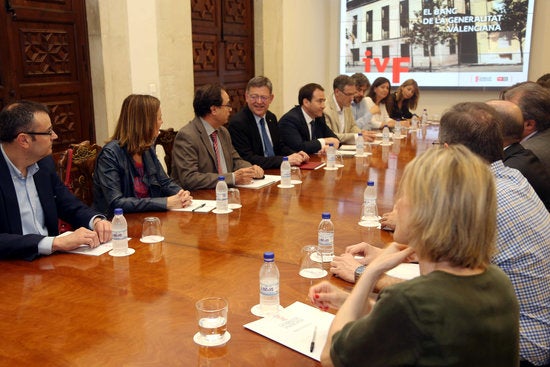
[244,301,334,361]
[58,230,117,256]
[385,263,421,280]
[171,199,215,213]
[236,174,280,189]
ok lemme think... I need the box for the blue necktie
[259,118,275,157]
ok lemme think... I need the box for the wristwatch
[354,265,366,283]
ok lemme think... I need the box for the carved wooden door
[191,0,254,114]
[0,0,95,150]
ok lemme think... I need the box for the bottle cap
[283,156,288,161]
[358,132,362,136]
[322,212,331,219]
[263,251,275,261]
[367,181,374,186]
[114,208,123,215]
[218,176,225,181]
[329,143,334,146]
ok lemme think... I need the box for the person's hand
[287,153,305,166]
[361,130,377,142]
[297,151,310,162]
[345,242,382,264]
[325,137,340,149]
[308,280,349,311]
[167,190,193,209]
[329,253,363,283]
[53,227,101,252]
[370,105,381,115]
[380,209,397,231]
[93,218,112,243]
[234,167,256,185]
[251,165,264,179]
[362,242,415,278]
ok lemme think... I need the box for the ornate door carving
[0,0,95,151]
[191,0,254,113]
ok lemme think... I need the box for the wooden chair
[156,128,177,176]
[55,141,102,206]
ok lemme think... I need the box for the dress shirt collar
[0,144,39,179]
[200,117,216,136]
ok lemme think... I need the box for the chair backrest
[156,128,177,176]
[55,141,102,206]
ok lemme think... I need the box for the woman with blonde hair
[310,145,519,367]
[93,94,192,214]
[387,78,420,121]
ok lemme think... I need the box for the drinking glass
[195,297,229,344]
[299,245,327,279]
[140,217,164,243]
[228,188,242,209]
[290,166,302,184]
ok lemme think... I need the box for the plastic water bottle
[111,208,128,255]
[394,119,402,138]
[382,125,390,144]
[411,115,418,130]
[259,251,280,316]
[421,108,428,125]
[327,143,336,168]
[318,212,334,259]
[216,176,228,211]
[280,156,291,187]
[362,181,378,221]
[356,133,364,156]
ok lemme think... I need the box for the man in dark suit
[0,101,111,260]
[228,76,309,169]
[171,84,264,190]
[488,100,550,210]
[279,83,340,154]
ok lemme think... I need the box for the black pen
[191,203,206,212]
[309,325,317,353]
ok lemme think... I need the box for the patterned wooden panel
[225,86,245,113]
[20,29,71,76]
[223,0,246,24]
[191,0,216,22]
[11,0,71,12]
[193,35,218,72]
[47,100,79,145]
[224,37,248,71]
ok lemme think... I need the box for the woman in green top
[310,145,519,367]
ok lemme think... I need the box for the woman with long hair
[387,78,420,121]
[365,77,395,129]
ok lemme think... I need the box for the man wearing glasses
[171,84,264,190]
[0,101,112,260]
[324,74,376,144]
[228,76,310,169]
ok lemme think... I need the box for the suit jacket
[228,105,294,169]
[324,94,360,144]
[0,153,100,260]
[171,116,252,190]
[521,128,550,171]
[279,105,339,154]
[503,142,550,210]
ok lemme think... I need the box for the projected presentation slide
[340,0,535,88]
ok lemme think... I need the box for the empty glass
[140,217,164,243]
[228,188,242,209]
[299,245,327,279]
[290,166,302,184]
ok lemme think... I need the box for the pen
[309,325,317,353]
[191,203,206,212]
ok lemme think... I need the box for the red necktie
[210,130,223,174]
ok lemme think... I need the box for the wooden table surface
[0,126,438,366]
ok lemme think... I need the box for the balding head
[486,100,524,146]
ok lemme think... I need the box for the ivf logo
[362,50,410,83]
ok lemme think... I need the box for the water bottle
[216,176,228,211]
[111,208,128,255]
[362,181,378,221]
[411,115,418,130]
[394,119,402,138]
[382,125,390,144]
[356,133,364,156]
[327,143,336,168]
[318,212,334,259]
[259,251,280,316]
[280,156,291,187]
[421,108,428,125]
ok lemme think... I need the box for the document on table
[236,174,280,189]
[385,263,421,280]
[171,199,215,213]
[59,231,115,256]
[244,301,335,361]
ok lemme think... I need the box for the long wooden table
[0,126,438,366]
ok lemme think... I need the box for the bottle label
[318,232,334,247]
[260,282,279,296]
[112,230,127,241]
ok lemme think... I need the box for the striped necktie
[210,130,223,174]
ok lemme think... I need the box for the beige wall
[88,0,549,140]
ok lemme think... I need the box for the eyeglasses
[339,89,355,97]
[248,94,270,103]
[219,103,232,110]
[20,127,55,137]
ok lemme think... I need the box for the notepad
[244,301,334,361]
[300,161,326,170]
[236,174,280,189]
